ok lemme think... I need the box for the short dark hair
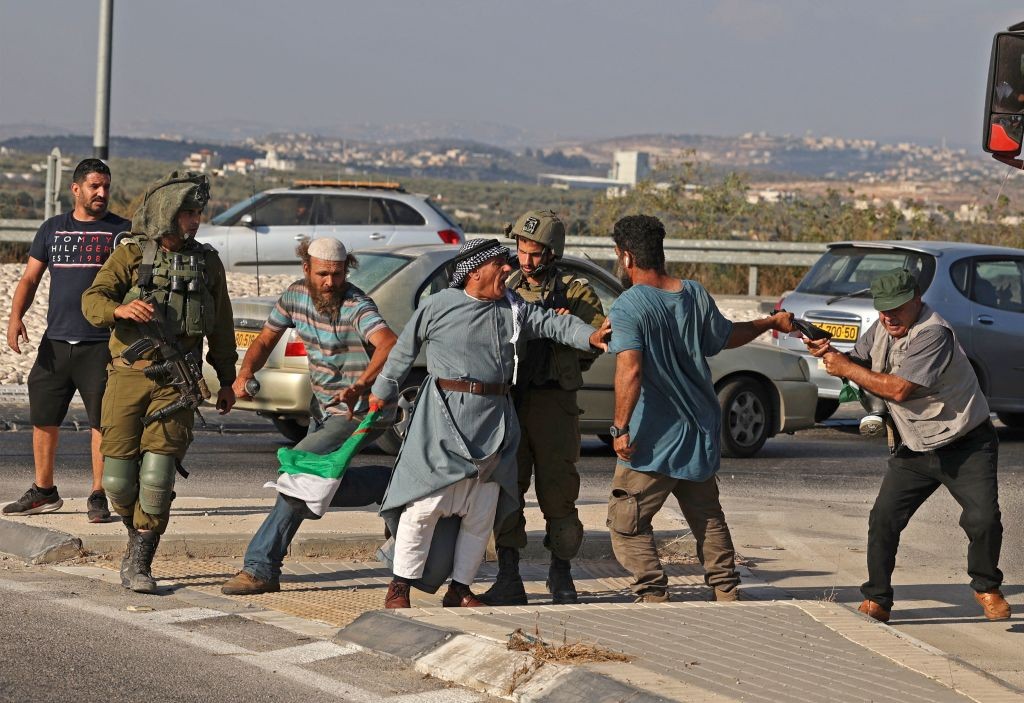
[72,158,111,185]
[612,215,666,272]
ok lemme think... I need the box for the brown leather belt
[113,357,154,370]
[436,378,510,395]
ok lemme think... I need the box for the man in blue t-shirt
[3,159,130,522]
[605,215,793,603]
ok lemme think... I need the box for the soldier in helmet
[82,171,237,594]
[479,210,605,605]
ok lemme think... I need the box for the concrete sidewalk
[3,500,1020,702]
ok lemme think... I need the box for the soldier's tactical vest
[120,237,217,338]
[870,305,990,452]
[508,268,589,392]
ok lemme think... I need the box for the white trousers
[392,477,501,585]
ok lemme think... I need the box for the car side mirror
[983,25,1024,160]
[239,213,257,228]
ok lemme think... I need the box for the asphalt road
[2,410,1023,688]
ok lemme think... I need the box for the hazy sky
[2,1,1023,146]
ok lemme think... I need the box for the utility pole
[44,148,63,220]
[93,0,113,159]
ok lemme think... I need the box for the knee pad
[102,457,140,507]
[544,512,584,560]
[138,452,177,516]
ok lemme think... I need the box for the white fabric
[308,237,347,261]
[263,473,341,517]
[392,477,501,584]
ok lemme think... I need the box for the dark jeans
[862,420,1002,610]
[242,413,391,582]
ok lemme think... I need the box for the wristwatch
[608,424,629,438]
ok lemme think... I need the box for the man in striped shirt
[221,237,397,595]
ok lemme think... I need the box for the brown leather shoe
[974,588,1011,620]
[442,582,483,607]
[714,587,739,602]
[384,580,411,609]
[221,570,281,596]
[634,590,669,603]
[858,599,890,623]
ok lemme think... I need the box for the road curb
[0,518,84,563]
[336,610,668,702]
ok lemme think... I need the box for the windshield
[425,199,460,229]
[797,247,936,297]
[347,252,410,293]
[209,194,263,226]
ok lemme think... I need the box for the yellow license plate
[235,330,259,348]
[817,323,859,342]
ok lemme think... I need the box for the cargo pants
[100,365,195,532]
[607,465,739,597]
[494,387,583,560]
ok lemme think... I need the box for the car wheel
[718,377,771,458]
[996,412,1024,429]
[814,398,840,423]
[375,372,427,456]
[271,416,310,444]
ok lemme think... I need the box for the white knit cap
[307,237,348,261]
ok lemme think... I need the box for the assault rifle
[119,295,211,428]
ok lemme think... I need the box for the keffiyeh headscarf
[449,239,510,288]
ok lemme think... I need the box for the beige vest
[869,305,989,451]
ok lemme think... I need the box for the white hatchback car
[198,181,464,274]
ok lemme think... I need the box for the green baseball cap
[870,268,918,311]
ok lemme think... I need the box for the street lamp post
[93,0,113,160]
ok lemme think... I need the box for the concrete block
[0,518,83,563]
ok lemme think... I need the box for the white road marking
[254,640,359,665]
[0,578,481,702]
[136,607,226,625]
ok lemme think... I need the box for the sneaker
[860,414,886,437]
[86,491,111,523]
[221,570,281,596]
[2,484,63,515]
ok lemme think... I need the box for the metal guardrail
[0,221,827,295]
[560,236,826,295]
[0,220,38,243]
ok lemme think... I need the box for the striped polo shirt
[265,280,388,414]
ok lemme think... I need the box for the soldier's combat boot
[119,517,138,589]
[547,557,578,604]
[479,547,528,605]
[129,530,161,595]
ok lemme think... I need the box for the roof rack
[291,179,405,191]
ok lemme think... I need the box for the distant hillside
[0,135,261,164]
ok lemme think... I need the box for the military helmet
[505,209,565,258]
[131,170,210,241]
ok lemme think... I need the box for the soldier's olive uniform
[499,267,604,557]
[82,173,236,536]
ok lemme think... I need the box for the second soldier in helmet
[480,210,605,605]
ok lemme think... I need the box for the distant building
[254,148,296,171]
[182,149,221,173]
[539,150,651,195]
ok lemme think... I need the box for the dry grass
[506,628,631,664]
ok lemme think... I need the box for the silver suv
[198,181,464,273]
[772,240,1024,427]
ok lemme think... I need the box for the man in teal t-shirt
[606,215,793,603]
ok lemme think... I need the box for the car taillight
[284,341,307,356]
[437,229,461,245]
[771,296,785,339]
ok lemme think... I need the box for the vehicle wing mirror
[239,213,257,228]
[983,25,1024,162]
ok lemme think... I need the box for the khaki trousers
[607,465,739,596]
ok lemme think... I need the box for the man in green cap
[82,171,237,594]
[805,268,1009,623]
[479,210,604,605]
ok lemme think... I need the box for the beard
[81,199,107,218]
[309,280,344,317]
[615,262,633,290]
